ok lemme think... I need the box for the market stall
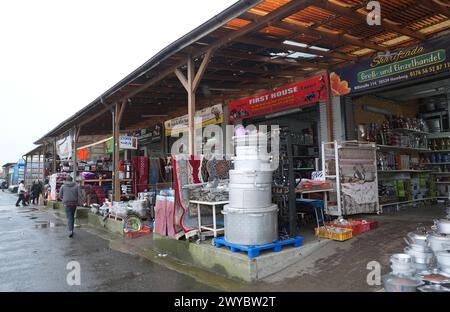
[331,35,450,213]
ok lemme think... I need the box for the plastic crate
[315,226,353,241]
[124,225,151,239]
[367,220,379,230]
[326,220,364,236]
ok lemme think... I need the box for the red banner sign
[228,74,328,122]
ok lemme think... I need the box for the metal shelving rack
[322,140,379,216]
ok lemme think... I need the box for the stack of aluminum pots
[222,135,278,245]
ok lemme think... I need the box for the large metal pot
[383,274,423,292]
[232,158,271,171]
[433,219,450,235]
[229,170,272,185]
[404,247,434,265]
[405,229,428,247]
[222,204,278,245]
[436,250,450,268]
[428,232,450,253]
[390,254,415,276]
[228,183,272,209]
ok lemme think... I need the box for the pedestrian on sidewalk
[31,179,43,205]
[16,180,28,207]
[59,176,80,238]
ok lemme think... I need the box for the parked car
[8,185,18,193]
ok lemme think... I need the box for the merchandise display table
[191,200,228,240]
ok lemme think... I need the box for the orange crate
[315,226,353,241]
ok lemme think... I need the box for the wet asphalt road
[0,191,214,291]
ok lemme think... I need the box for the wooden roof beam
[315,0,426,40]
[241,12,386,52]
[416,0,450,17]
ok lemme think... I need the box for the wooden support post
[187,56,196,156]
[72,125,81,179]
[53,137,57,174]
[113,100,127,201]
[175,50,213,156]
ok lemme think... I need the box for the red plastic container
[327,220,364,236]
[368,220,379,230]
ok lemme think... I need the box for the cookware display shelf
[322,141,379,217]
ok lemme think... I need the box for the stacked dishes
[223,136,278,245]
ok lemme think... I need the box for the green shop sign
[330,35,450,96]
[357,50,446,83]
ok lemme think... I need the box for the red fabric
[172,156,194,234]
[166,197,176,238]
[154,196,167,236]
[132,156,149,193]
[77,148,88,161]
[118,160,124,172]
[188,155,201,184]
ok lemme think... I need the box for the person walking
[16,180,28,207]
[31,179,43,205]
[59,176,79,238]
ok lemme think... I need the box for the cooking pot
[404,247,434,264]
[436,250,450,267]
[229,170,272,185]
[405,229,429,247]
[383,274,423,292]
[433,219,450,235]
[390,254,415,275]
[428,232,450,253]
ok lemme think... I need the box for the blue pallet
[214,236,304,259]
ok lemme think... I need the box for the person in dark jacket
[31,180,42,205]
[59,176,80,238]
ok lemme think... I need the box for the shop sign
[227,75,328,122]
[164,104,223,136]
[330,35,450,96]
[136,123,162,142]
[57,135,72,160]
[119,136,138,150]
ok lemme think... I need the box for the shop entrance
[346,74,450,212]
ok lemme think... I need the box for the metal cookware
[428,232,450,253]
[229,170,272,185]
[390,254,415,276]
[433,219,450,235]
[383,274,423,292]
[436,250,450,268]
[405,229,428,247]
[418,284,450,292]
[404,247,434,262]
[228,183,272,209]
[222,205,278,245]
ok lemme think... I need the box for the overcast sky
[0,0,237,166]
